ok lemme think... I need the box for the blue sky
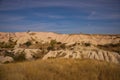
[0,0,120,34]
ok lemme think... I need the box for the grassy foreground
[0,59,120,80]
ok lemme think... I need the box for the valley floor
[0,59,120,80]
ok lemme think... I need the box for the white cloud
[34,13,65,19]
[87,12,120,20]
[0,14,25,22]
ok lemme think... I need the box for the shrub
[57,42,62,44]
[98,43,120,48]
[50,40,57,46]
[4,50,14,57]
[97,43,120,54]
[60,43,66,49]
[27,30,30,33]
[46,40,57,50]
[24,41,32,47]
[13,51,26,62]
[47,46,54,51]
[84,43,91,47]
[0,39,16,48]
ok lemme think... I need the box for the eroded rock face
[13,48,42,60]
[0,32,120,45]
[43,50,120,64]
[0,32,120,64]
[0,48,120,64]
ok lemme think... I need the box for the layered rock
[0,32,120,45]
[43,50,120,64]
[0,32,120,64]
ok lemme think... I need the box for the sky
[0,0,120,34]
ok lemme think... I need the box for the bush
[47,46,54,51]
[84,43,91,47]
[60,43,66,49]
[57,42,62,44]
[50,40,57,46]
[0,39,16,48]
[24,41,32,47]
[46,40,57,50]
[13,51,26,62]
[97,43,120,54]
[4,50,14,57]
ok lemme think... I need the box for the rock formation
[0,32,120,64]
[43,50,120,64]
[0,32,120,45]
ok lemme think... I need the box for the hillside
[0,32,120,64]
[0,32,120,45]
[0,32,120,80]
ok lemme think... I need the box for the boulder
[0,56,14,63]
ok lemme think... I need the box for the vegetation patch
[0,38,16,48]
[13,51,26,62]
[24,41,32,47]
[97,43,120,54]
[0,59,120,80]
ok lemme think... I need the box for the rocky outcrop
[0,56,13,63]
[43,50,120,64]
[0,48,120,64]
[0,32,120,64]
[13,48,42,60]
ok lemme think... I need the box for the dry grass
[0,59,120,80]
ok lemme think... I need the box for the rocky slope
[0,32,120,64]
[43,49,120,63]
[0,32,120,45]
